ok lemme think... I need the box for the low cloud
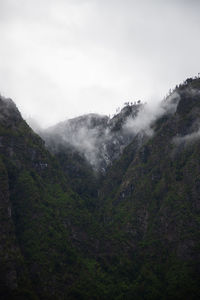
[40,92,180,172]
[174,129,200,145]
[43,114,113,172]
[123,91,180,136]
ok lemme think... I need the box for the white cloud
[0,0,200,127]
[124,91,180,136]
[174,130,200,145]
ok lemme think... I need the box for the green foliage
[1,80,200,299]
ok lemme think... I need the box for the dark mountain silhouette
[0,77,200,299]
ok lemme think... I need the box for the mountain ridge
[0,77,200,299]
[41,101,143,173]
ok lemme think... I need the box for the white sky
[0,0,200,127]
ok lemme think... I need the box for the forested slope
[0,78,200,299]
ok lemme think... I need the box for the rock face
[0,78,200,299]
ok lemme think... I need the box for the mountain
[41,102,142,173]
[97,79,200,299]
[39,102,143,201]
[0,96,98,299]
[0,77,200,299]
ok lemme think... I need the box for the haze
[0,0,200,128]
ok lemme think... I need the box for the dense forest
[0,77,200,299]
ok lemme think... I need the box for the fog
[0,0,200,127]
[174,130,200,146]
[124,91,180,137]
[41,91,180,171]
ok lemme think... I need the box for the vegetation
[0,78,200,299]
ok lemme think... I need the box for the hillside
[40,102,143,200]
[0,77,200,299]
[97,78,200,299]
[0,96,99,299]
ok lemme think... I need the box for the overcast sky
[0,0,200,127]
